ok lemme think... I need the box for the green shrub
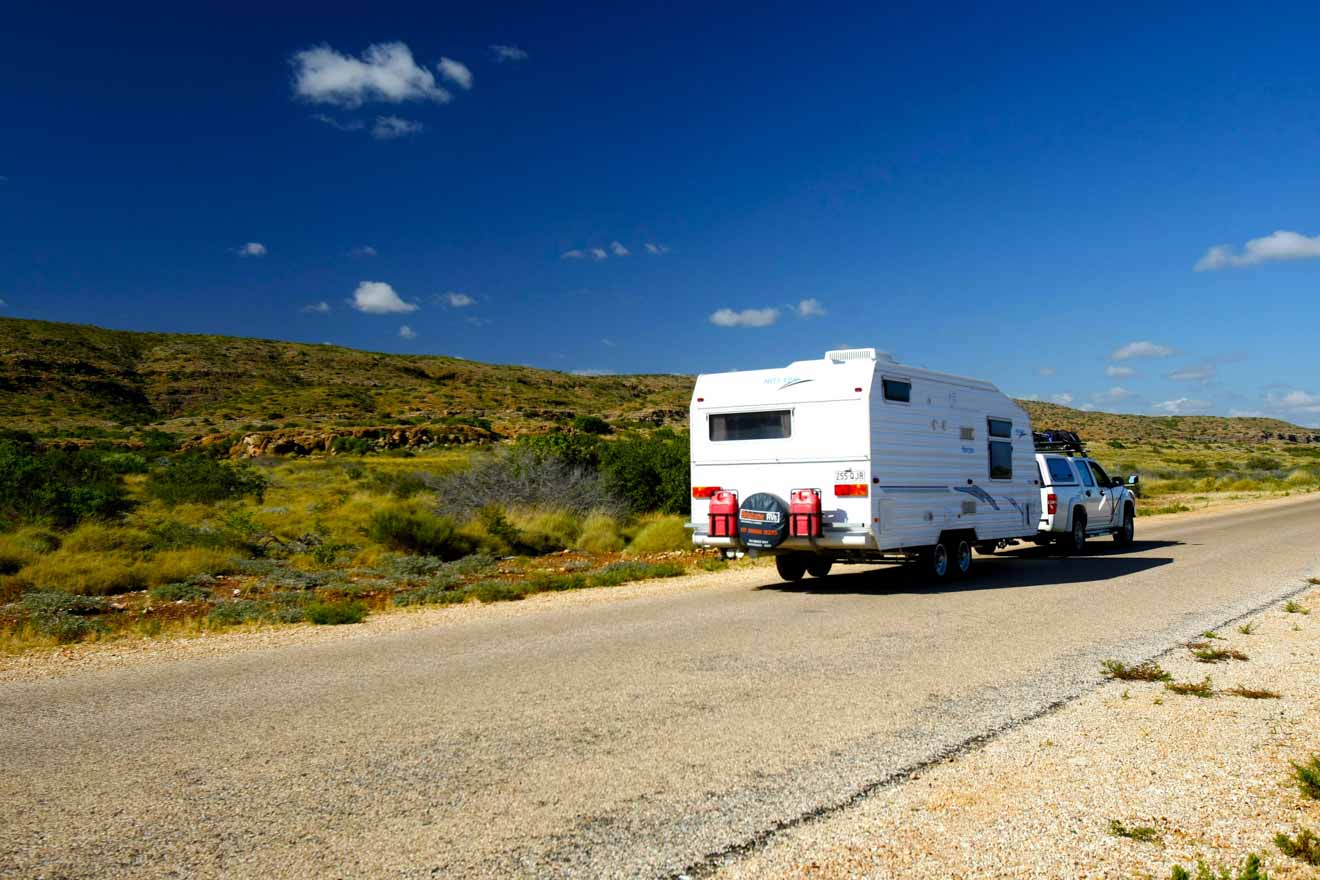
[1168,853,1268,880]
[394,582,466,607]
[467,579,530,603]
[599,429,690,514]
[100,452,149,474]
[508,508,581,553]
[588,560,685,587]
[514,431,602,469]
[525,572,588,592]
[0,437,133,527]
[145,454,268,506]
[1245,456,1283,471]
[18,552,147,596]
[304,599,367,625]
[698,557,728,572]
[625,515,690,554]
[1101,659,1172,682]
[1292,755,1320,800]
[148,581,211,602]
[364,470,430,498]
[572,415,613,435]
[576,511,625,553]
[207,600,265,627]
[12,591,110,643]
[1275,827,1320,865]
[367,508,471,559]
[1108,819,1160,842]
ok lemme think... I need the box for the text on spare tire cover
[738,493,790,549]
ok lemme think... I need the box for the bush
[100,452,149,474]
[1293,755,1320,800]
[572,415,613,435]
[433,446,621,519]
[364,470,430,498]
[507,508,581,553]
[367,507,471,559]
[467,579,530,603]
[625,515,690,554]
[13,591,109,643]
[1168,853,1268,880]
[599,430,690,514]
[576,511,625,554]
[207,600,265,627]
[149,580,211,602]
[1245,455,1283,471]
[145,454,268,506]
[304,599,367,625]
[394,583,467,607]
[0,437,133,527]
[142,549,238,585]
[1275,827,1320,865]
[513,432,602,469]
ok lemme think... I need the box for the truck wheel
[775,554,808,582]
[1113,505,1135,546]
[806,556,833,578]
[952,538,974,578]
[1058,510,1086,554]
[922,541,952,581]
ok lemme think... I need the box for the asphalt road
[4,497,1320,879]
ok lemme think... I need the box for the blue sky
[2,2,1319,425]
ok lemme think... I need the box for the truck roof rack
[1033,429,1087,456]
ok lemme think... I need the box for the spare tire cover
[738,492,790,549]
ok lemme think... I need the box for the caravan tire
[1113,505,1135,547]
[806,556,833,578]
[775,554,808,582]
[922,541,953,582]
[952,538,974,578]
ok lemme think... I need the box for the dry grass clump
[575,511,625,553]
[1101,659,1172,682]
[1283,599,1310,615]
[15,547,237,596]
[624,514,689,554]
[1108,819,1160,842]
[1190,644,1249,663]
[1223,685,1281,700]
[58,523,152,554]
[1165,676,1214,698]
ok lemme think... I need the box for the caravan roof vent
[825,348,896,364]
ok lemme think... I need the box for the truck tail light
[691,486,721,499]
[834,483,868,497]
[789,488,822,538]
[708,490,738,538]
[1047,493,1057,515]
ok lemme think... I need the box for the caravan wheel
[952,539,974,578]
[923,542,952,581]
[806,556,833,578]
[775,554,807,582]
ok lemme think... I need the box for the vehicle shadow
[757,539,1182,596]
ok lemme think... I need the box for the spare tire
[738,492,790,549]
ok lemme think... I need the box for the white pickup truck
[1034,445,1138,553]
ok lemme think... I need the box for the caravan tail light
[789,488,822,537]
[834,483,869,497]
[691,486,722,499]
[1047,493,1058,515]
[708,490,738,538]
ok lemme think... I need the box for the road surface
[4,497,1319,878]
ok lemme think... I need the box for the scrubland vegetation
[0,427,704,652]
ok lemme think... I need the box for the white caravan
[688,348,1041,582]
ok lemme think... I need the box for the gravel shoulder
[713,586,1320,880]
[5,492,1316,685]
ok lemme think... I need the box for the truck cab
[1034,432,1138,553]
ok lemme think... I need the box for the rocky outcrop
[228,424,497,458]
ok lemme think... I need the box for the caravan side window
[709,410,792,441]
[881,378,911,403]
[987,418,1013,480]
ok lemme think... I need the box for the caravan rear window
[709,410,792,441]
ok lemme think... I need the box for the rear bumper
[689,523,874,551]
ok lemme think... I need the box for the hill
[0,317,1314,451]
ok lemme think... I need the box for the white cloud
[1153,397,1210,414]
[601,338,616,346]
[311,114,365,131]
[1037,366,1056,377]
[1110,340,1173,361]
[1229,409,1266,418]
[1168,363,1215,383]
[1265,389,1320,414]
[490,44,529,63]
[609,241,630,256]
[794,298,826,318]
[398,324,417,339]
[588,247,608,261]
[301,301,331,314]
[0,298,7,308]
[437,57,473,90]
[349,245,377,257]
[561,249,585,260]
[351,281,418,314]
[444,291,475,307]
[236,242,267,257]
[644,242,670,255]
[571,368,617,376]
[1105,364,1136,378]
[709,307,779,328]
[372,115,423,140]
[1051,392,1074,405]
[1195,230,1320,271]
[291,42,452,108]
[1079,403,1097,412]
[1092,386,1135,404]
